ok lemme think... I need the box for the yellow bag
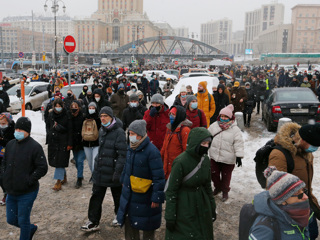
[130,176,152,193]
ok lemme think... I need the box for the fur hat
[219,104,234,119]
[128,120,147,137]
[299,124,320,147]
[264,166,305,205]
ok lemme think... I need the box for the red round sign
[175,61,178,65]
[64,35,76,53]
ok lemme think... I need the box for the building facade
[174,27,189,38]
[291,4,320,53]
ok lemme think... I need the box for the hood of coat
[185,127,211,158]
[170,105,187,131]
[166,119,193,131]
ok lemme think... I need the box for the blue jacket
[249,191,311,240]
[117,136,165,231]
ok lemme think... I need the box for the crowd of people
[0,62,319,239]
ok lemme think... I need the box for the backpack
[239,202,281,240]
[254,139,294,188]
[82,119,99,141]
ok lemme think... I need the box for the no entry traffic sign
[18,52,24,58]
[64,35,76,54]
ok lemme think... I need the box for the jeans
[73,149,86,178]
[88,184,122,225]
[83,147,99,173]
[210,159,235,193]
[54,168,66,180]
[125,217,155,240]
[6,189,39,240]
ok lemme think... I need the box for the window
[305,20,308,24]
[298,32,301,36]
[299,20,302,23]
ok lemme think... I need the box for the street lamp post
[44,0,66,76]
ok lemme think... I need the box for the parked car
[262,87,320,132]
[163,69,179,79]
[142,70,178,82]
[41,83,93,120]
[180,73,210,79]
[7,82,49,113]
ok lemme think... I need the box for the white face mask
[129,135,139,143]
[95,97,100,102]
[88,109,96,114]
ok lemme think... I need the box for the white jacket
[208,121,244,164]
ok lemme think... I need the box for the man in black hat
[1,117,48,239]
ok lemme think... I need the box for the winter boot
[75,178,83,189]
[213,189,222,196]
[222,192,229,202]
[52,180,62,191]
[61,174,67,185]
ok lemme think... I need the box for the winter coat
[289,80,301,87]
[117,137,165,231]
[173,95,188,107]
[64,95,76,112]
[244,88,255,114]
[230,86,248,112]
[46,108,72,168]
[186,108,207,129]
[1,136,48,195]
[196,90,216,128]
[278,74,286,87]
[252,81,266,101]
[82,111,101,148]
[212,87,229,123]
[0,121,15,149]
[208,121,244,164]
[249,191,311,240]
[110,92,129,119]
[141,77,149,92]
[70,111,84,151]
[122,104,147,131]
[149,79,159,95]
[163,82,174,98]
[0,90,9,109]
[269,122,320,219]
[143,105,170,151]
[161,119,192,180]
[92,118,126,188]
[165,127,216,240]
[93,89,111,112]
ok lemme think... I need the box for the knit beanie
[198,81,207,89]
[299,123,320,147]
[219,104,234,118]
[129,93,139,102]
[15,117,31,133]
[180,85,187,93]
[186,95,197,108]
[128,120,147,137]
[118,83,124,90]
[264,166,305,205]
[0,112,13,123]
[99,106,113,118]
[88,102,97,109]
[150,94,164,105]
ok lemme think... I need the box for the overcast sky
[1,0,320,34]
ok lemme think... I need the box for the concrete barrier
[235,112,244,131]
[277,118,292,133]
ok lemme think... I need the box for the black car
[262,87,320,131]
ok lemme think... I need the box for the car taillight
[272,106,282,114]
[317,105,320,114]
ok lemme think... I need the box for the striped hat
[264,166,305,205]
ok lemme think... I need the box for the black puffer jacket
[211,84,229,123]
[1,136,48,195]
[244,88,256,114]
[93,89,111,112]
[92,118,126,188]
[0,90,9,109]
[122,104,147,130]
[46,108,73,168]
[70,109,84,151]
[0,121,15,148]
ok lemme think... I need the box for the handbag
[130,175,152,194]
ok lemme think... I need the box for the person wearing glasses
[249,166,310,240]
[268,123,320,240]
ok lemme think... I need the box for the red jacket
[143,105,170,150]
[186,108,207,129]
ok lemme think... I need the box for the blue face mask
[305,145,319,153]
[191,102,198,109]
[55,107,62,112]
[102,121,111,127]
[220,118,230,123]
[181,94,187,98]
[0,87,3,91]
[169,115,175,125]
[14,131,25,141]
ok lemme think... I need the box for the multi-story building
[291,4,320,53]
[244,3,284,51]
[200,18,232,49]
[229,31,244,55]
[174,27,189,38]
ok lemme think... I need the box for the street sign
[175,61,178,65]
[63,35,76,54]
[74,61,78,65]
[132,45,136,49]
[74,55,78,61]
[18,52,24,58]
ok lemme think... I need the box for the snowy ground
[0,110,319,239]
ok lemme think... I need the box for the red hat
[54,92,62,98]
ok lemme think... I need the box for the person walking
[165,127,216,240]
[117,120,165,240]
[93,88,111,113]
[161,106,191,180]
[46,98,72,191]
[149,76,159,97]
[173,85,188,107]
[208,104,244,202]
[2,117,48,239]
[230,81,247,113]
[143,94,170,151]
[249,166,311,240]
[185,95,207,129]
[243,82,255,128]
[196,81,216,128]
[81,106,126,232]
[211,84,229,124]
[110,85,129,119]
[163,78,174,98]
[0,113,15,206]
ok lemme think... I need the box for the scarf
[130,134,148,150]
[218,120,234,131]
[279,200,310,228]
[180,96,187,106]
[106,118,116,129]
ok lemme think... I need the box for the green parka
[165,127,216,240]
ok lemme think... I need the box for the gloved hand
[149,107,157,117]
[212,211,217,223]
[236,157,242,167]
[166,221,175,232]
